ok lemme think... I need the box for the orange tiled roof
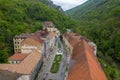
[21,37,42,47]
[29,35,44,43]
[0,50,42,74]
[65,33,107,80]
[64,33,81,47]
[8,54,28,61]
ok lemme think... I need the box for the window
[17,61,19,63]
[15,49,17,51]
[18,49,21,52]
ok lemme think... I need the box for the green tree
[0,49,8,63]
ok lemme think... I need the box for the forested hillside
[66,0,120,80]
[39,0,63,12]
[0,0,76,63]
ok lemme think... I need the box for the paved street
[36,37,68,80]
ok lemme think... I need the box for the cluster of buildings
[63,32,107,80]
[0,21,107,80]
[0,21,60,80]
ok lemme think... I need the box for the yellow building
[13,33,31,53]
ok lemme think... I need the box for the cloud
[51,0,88,10]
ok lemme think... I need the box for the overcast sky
[51,0,88,11]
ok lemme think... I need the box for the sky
[51,0,88,11]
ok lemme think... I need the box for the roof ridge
[82,40,93,80]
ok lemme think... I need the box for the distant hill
[0,0,76,63]
[66,0,120,80]
[39,0,64,12]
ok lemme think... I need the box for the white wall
[21,45,38,53]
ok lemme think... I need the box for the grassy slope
[0,0,77,63]
[66,0,120,80]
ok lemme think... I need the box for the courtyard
[50,54,62,73]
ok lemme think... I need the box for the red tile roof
[0,50,42,74]
[8,54,28,61]
[21,37,43,47]
[64,33,81,47]
[29,35,44,43]
[64,33,107,80]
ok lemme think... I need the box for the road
[36,37,68,80]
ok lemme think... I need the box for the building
[0,50,43,80]
[63,33,80,55]
[8,54,28,64]
[49,32,56,49]
[63,32,107,80]
[21,36,44,54]
[34,30,52,58]
[13,30,48,54]
[43,21,54,30]
[0,21,60,80]
[47,27,60,37]
[13,33,31,53]
[0,31,47,80]
[43,21,60,37]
